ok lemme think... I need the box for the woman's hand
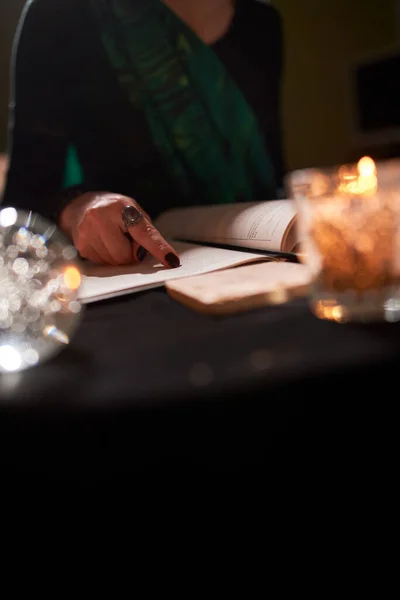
[59,192,180,268]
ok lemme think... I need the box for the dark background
[0,0,398,171]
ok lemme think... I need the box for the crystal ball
[0,207,83,373]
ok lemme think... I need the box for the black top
[1,0,285,222]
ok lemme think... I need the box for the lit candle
[308,157,398,294]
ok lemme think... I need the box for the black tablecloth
[1,288,399,480]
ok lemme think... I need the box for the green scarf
[64,0,277,204]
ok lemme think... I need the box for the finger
[127,220,180,268]
[76,229,117,265]
[92,235,121,265]
[77,205,135,265]
[119,206,180,269]
[124,232,147,262]
[81,246,105,265]
[96,224,134,265]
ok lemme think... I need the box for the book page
[166,261,310,315]
[79,240,274,303]
[154,200,298,253]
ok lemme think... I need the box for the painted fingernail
[137,246,147,262]
[165,252,180,268]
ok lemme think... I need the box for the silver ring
[122,205,144,229]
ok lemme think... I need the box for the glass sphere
[0,207,83,373]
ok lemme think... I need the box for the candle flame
[338,156,377,195]
[358,156,376,178]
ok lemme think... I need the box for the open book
[78,199,298,303]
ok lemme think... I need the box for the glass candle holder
[0,207,83,373]
[286,157,400,323]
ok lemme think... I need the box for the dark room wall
[0,0,398,171]
[274,0,397,169]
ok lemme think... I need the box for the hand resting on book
[59,191,181,269]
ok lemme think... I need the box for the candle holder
[286,157,400,323]
[0,207,83,373]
